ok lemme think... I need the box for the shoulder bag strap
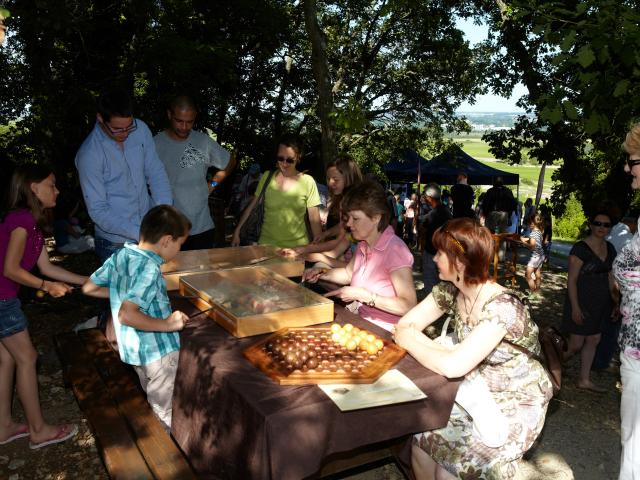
[256,170,275,204]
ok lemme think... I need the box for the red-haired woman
[395,218,553,480]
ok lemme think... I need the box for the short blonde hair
[623,123,640,156]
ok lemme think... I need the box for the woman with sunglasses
[614,124,640,479]
[394,217,552,480]
[231,134,321,248]
[561,211,616,393]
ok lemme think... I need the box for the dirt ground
[0,249,622,480]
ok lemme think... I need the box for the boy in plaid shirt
[83,205,191,430]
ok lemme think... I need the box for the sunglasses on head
[277,156,296,165]
[591,220,612,228]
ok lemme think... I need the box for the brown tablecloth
[170,299,461,480]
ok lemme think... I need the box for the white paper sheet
[318,369,427,411]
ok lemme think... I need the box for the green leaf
[561,31,577,52]
[576,46,596,68]
[541,104,563,124]
[563,101,579,120]
[584,114,601,135]
[613,80,630,97]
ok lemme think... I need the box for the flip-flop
[29,424,78,450]
[576,383,607,393]
[0,424,30,445]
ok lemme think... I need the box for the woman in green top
[231,134,322,248]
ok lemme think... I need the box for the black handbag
[239,170,275,246]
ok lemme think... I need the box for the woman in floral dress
[395,218,553,479]
[614,124,640,479]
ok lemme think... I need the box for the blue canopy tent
[384,145,519,187]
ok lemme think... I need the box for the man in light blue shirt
[75,88,173,262]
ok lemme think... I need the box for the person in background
[482,177,516,233]
[522,198,535,235]
[303,181,416,332]
[53,191,94,254]
[231,134,321,248]
[154,95,236,250]
[395,218,552,479]
[404,193,417,247]
[279,155,363,267]
[562,211,617,393]
[394,192,405,237]
[607,210,638,254]
[450,172,475,219]
[520,212,546,296]
[539,203,553,262]
[614,124,640,480]
[1,165,87,449]
[75,88,173,263]
[82,205,191,431]
[419,183,451,296]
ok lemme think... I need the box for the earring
[456,274,460,282]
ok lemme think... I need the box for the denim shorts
[0,298,28,338]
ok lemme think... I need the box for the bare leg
[0,340,26,441]
[412,443,438,480]
[0,330,60,443]
[578,333,602,386]
[525,266,536,291]
[564,334,585,362]
[534,267,542,290]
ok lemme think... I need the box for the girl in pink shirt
[0,165,86,449]
[303,181,416,331]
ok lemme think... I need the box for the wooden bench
[55,329,197,480]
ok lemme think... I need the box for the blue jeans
[94,237,125,264]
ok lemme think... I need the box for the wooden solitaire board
[243,326,406,385]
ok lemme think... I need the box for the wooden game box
[179,267,334,338]
[243,326,406,385]
[162,245,304,290]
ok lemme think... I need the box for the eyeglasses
[627,159,640,169]
[591,221,612,228]
[443,229,465,254]
[277,156,296,165]
[102,118,137,135]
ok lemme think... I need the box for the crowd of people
[2,83,640,480]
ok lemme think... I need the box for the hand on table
[278,247,305,258]
[302,267,327,283]
[43,281,74,298]
[231,232,241,247]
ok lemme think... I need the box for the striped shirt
[90,243,179,366]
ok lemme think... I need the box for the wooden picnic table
[170,298,461,480]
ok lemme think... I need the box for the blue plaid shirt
[90,243,179,366]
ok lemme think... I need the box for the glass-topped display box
[162,245,304,290]
[179,266,334,337]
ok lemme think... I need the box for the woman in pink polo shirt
[303,181,417,331]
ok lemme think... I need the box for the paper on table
[318,369,427,411]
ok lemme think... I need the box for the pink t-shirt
[0,209,44,299]
[350,226,414,331]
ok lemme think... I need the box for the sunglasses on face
[277,156,296,165]
[627,159,640,169]
[591,221,612,228]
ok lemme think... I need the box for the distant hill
[455,112,534,131]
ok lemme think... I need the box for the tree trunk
[302,0,338,167]
[535,160,546,208]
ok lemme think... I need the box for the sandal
[29,424,78,450]
[0,424,29,445]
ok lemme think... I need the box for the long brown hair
[2,164,55,232]
[326,155,363,222]
[432,217,492,286]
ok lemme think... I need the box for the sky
[455,18,526,113]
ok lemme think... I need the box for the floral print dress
[414,283,553,479]
[613,230,640,358]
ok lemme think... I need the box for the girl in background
[279,155,362,268]
[0,165,86,448]
[520,212,546,295]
